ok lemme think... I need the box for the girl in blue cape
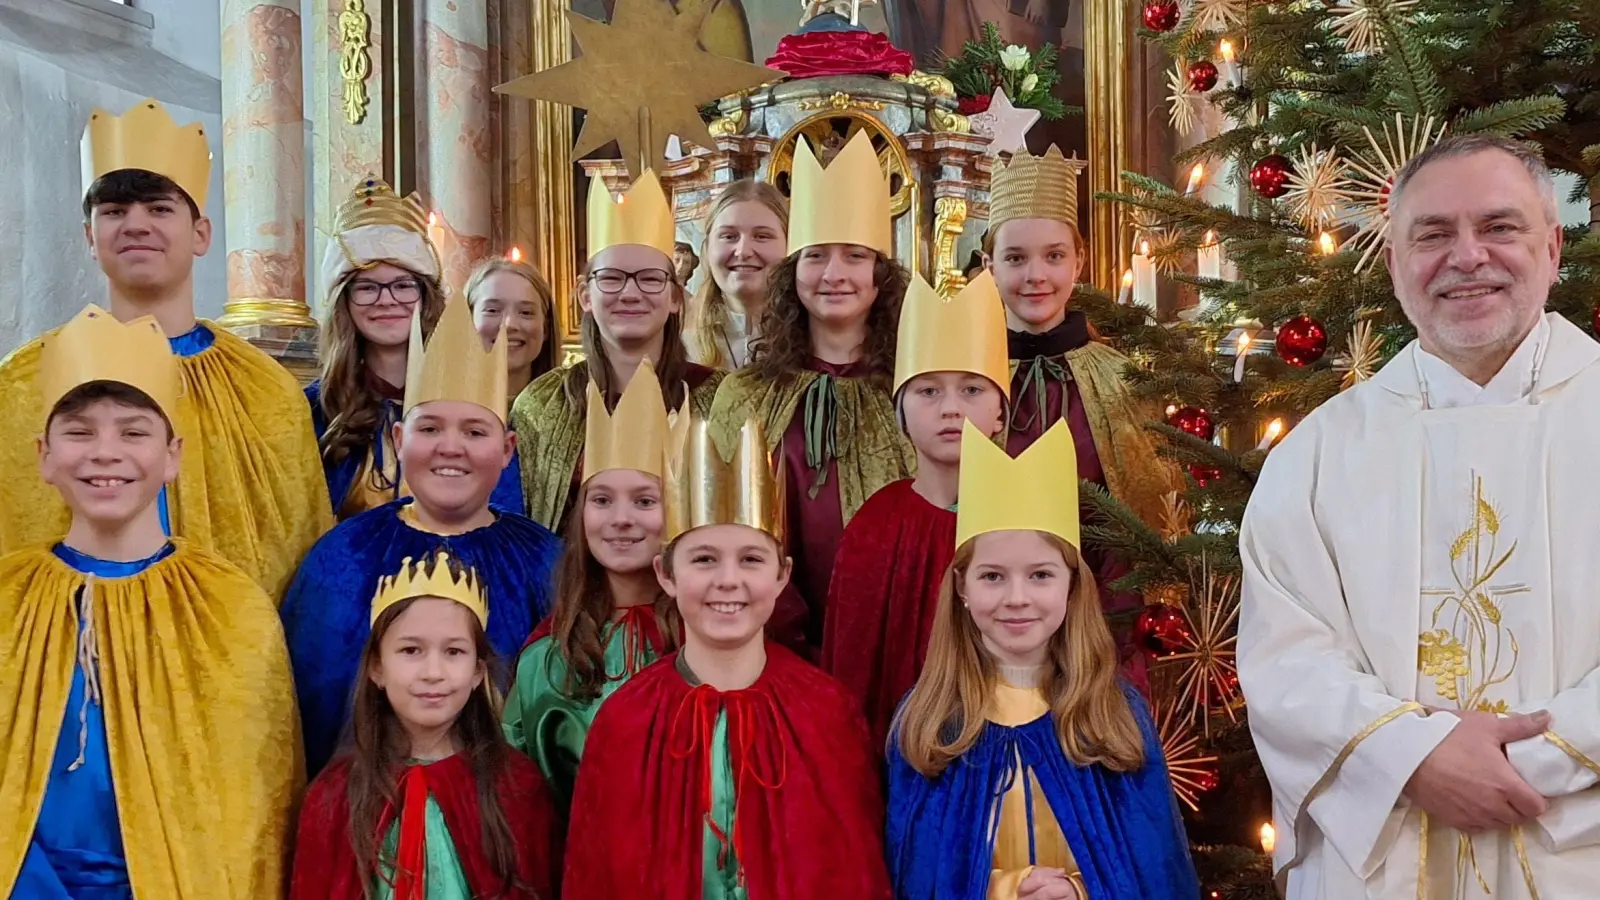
[886,420,1198,900]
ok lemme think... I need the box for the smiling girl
[685,180,790,369]
[466,258,558,403]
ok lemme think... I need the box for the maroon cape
[563,643,892,899]
[820,479,955,750]
[291,751,562,900]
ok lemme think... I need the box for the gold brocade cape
[0,541,303,897]
[707,369,915,524]
[0,323,332,600]
[510,365,726,530]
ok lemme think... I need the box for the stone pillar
[419,0,493,298]
[218,0,318,379]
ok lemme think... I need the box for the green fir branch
[1371,2,1443,116]
[1453,96,1568,137]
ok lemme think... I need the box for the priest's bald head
[1385,134,1563,385]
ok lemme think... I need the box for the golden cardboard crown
[787,130,893,256]
[988,145,1088,235]
[582,358,682,481]
[82,99,212,211]
[39,305,181,428]
[955,419,1079,550]
[663,417,785,543]
[893,270,1011,398]
[371,552,489,628]
[586,169,677,260]
[404,297,508,421]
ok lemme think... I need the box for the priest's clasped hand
[1403,709,1552,834]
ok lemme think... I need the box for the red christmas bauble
[1275,314,1329,367]
[1187,59,1219,92]
[1168,405,1215,441]
[1188,464,1224,487]
[1249,153,1294,199]
[1592,304,1600,337]
[1133,604,1194,657]
[1142,0,1181,32]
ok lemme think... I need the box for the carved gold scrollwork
[892,70,956,98]
[338,0,372,125]
[930,108,970,134]
[708,106,746,137]
[797,92,887,112]
[932,196,969,297]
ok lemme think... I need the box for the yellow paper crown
[371,552,489,628]
[583,358,675,481]
[404,298,508,422]
[988,145,1088,235]
[893,270,1011,398]
[82,99,211,211]
[39,306,181,428]
[663,418,785,543]
[955,419,1080,550]
[333,174,431,237]
[587,169,677,260]
[787,130,892,255]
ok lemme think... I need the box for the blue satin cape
[14,542,177,900]
[885,685,1198,900]
[279,499,560,775]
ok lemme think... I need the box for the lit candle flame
[1236,331,1252,351]
[1140,239,1151,256]
[1166,404,1178,416]
[509,246,523,263]
[1260,822,1277,854]
[1256,418,1285,451]
[1318,231,1337,255]
[1186,163,1205,193]
[1220,39,1235,63]
[1122,270,1135,288]
[1203,229,1217,246]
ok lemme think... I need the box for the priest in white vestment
[1239,133,1600,900]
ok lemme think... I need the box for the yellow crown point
[583,357,673,481]
[82,99,211,211]
[955,419,1080,550]
[788,130,893,256]
[586,169,677,260]
[404,298,509,421]
[371,551,489,628]
[663,417,785,543]
[988,144,1088,236]
[39,305,181,429]
[333,173,431,237]
[893,270,1011,399]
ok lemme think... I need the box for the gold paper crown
[582,358,679,481]
[333,174,431,237]
[371,552,489,627]
[404,298,508,421]
[988,145,1088,235]
[787,130,893,255]
[587,169,677,260]
[82,99,212,211]
[39,306,181,428]
[893,270,1011,398]
[955,419,1080,550]
[663,418,785,543]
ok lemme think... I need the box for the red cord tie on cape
[390,764,431,900]
[669,683,789,886]
[608,605,663,682]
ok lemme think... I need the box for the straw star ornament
[1334,113,1447,272]
[494,0,780,178]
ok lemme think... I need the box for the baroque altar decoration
[937,22,1074,119]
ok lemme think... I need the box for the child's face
[583,468,665,576]
[369,598,485,736]
[986,219,1084,333]
[656,524,790,650]
[960,530,1073,668]
[394,401,515,520]
[38,399,179,530]
[899,372,1005,467]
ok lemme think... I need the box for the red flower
[957,94,992,115]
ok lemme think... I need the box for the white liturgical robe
[1240,312,1600,900]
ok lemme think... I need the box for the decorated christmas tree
[1075,0,1600,895]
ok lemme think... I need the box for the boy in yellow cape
[0,306,303,898]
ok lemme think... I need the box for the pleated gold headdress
[988,145,1088,235]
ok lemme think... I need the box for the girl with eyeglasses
[510,171,723,534]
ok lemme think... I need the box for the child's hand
[1017,867,1082,900]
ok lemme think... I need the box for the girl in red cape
[562,418,892,899]
[291,552,562,899]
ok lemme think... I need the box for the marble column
[420,0,493,298]
[219,0,318,378]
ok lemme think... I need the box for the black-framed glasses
[589,267,672,295]
[349,279,422,306]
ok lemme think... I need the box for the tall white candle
[1232,330,1252,382]
[1132,241,1157,310]
[1185,163,1205,195]
[1197,231,1222,281]
[1220,40,1241,89]
[1255,418,1285,451]
[1116,269,1134,305]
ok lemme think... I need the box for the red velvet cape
[290,751,562,899]
[563,643,892,899]
[820,479,955,751]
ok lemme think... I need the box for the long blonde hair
[895,532,1145,777]
[686,180,790,368]
[463,257,558,382]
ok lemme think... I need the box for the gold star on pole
[494,0,781,178]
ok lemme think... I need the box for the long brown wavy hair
[345,581,520,898]
[560,272,694,418]
[894,532,1145,777]
[745,250,908,391]
[547,484,682,700]
[463,258,557,382]
[316,270,445,465]
[685,180,790,368]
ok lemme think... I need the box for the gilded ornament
[892,70,957,98]
[798,92,887,112]
[707,106,746,137]
[930,196,969,298]
[930,107,970,134]
[338,0,372,125]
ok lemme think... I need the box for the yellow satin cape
[0,323,332,600]
[707,369,915,524]
[511,365,725,530]
[0,541,303,898]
